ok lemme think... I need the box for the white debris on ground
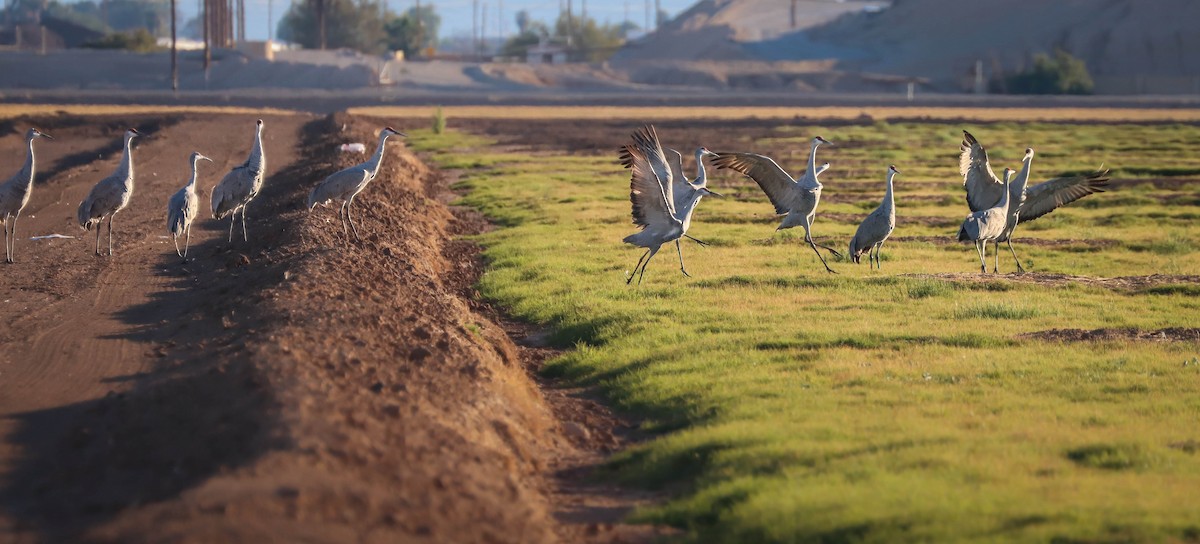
[30,234,75,240]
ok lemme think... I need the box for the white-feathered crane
[167,152,212,259]
[959,167,1013,274]
[711,136,841,273]
[77,128,139,256]
[212,119,266,243]
[307,127,405,241]
[849,165,899,269]
[0,127,52,263]
[961,130,1110,272]
[619,125,720,285]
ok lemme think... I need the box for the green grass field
[409,118,1200,543]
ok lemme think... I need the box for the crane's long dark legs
[1007,239,1025,273]
[637,247,660,285]
[3,215,10,263]
[240,204,249,242]
[803,223,836,273]
[9,212,18,263]
[975,240,986,273]
[676,239,691,277]
[627,249,649,285]
[993,240,1001,273]
[173,234,182,258]
[107,214,114,256]
[813,240,843,258]
[684,234,709,246]
[184,227,191,257]
[94,219,102,255]
[337,202,349,237]
[346,199,361,241]
[227,212,236,242]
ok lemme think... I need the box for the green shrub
[432,106,446,135]
[83,28,161,53]
[1001,49,1094,95]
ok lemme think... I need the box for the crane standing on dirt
[0,127,53,263]
[212,119,266,243]
[961,130,1110,273]
[849,164,900,269]
[959,167,1013,273]
[307,127,406,241]
[77,128,140,257]
[167,152,213,259]
[711,136,843,273]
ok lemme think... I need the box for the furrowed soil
[0,112,656,542]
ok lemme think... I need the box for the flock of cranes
[619,125,1110,284]
[0,120,406,263]
[0,120,1112,279]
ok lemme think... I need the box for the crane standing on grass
[308,127,406,241]
[619,125,721,285]
[959,167,1013,273]
[212,119,266,243]
[961,130,1110,273]
[167,152,213,259]
[0,128,53,263]
[712,136,842,273]
[77,128,139,257]
[849,165,899,269]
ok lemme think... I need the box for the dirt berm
[0,112,630,542]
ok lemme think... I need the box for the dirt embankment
[0,112,652,542]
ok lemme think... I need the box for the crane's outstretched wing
[626,145,681,232]
[960,130,1005,212]
[710,152,795,215]
[666,148,686,184]
[1019,169,1110,222]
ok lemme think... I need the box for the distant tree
[514,9,530,34]
[278,0,387,53]
[383,4,439,56]
[102,0,171,36]
[500,19,547,58]
[1003,49,1094,95]
[43,0,108,33]
[553,12,625,62]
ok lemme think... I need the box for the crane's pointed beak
[704,188,723,197]
[41,133,54,140]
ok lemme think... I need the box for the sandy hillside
[614,0,1199,90]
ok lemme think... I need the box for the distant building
[526,40,567,65]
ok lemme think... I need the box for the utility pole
[790,0,797,29]
[202,0,210,79]
[316,0,326,49]
[643,0,649,33]
[170,0,178,90]
[482,2,487,55]
[566,0,572,44]
[267,0,273,41]
[654,0,660,29]
[415,0,423,55]
[472,0,478,58]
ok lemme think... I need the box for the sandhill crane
[167,152,212,259]
[647,145,722,264]
[961,130,1110,272]
[618,126,719,285]
[307,127,405,241]
[212,119,265,243]
[711,136,842,273]
[958,167,1013,273]
[0,128,52,263]
[77,128,139,256]
[849,165,899,269]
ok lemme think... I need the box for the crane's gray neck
[19,135,36,189]
[884,171,895,209]
[245,125,265,173]
[1012,157,1032,196]
[807,142,820,182]
[366,132,392,177]
[693,149,707,187]
[187,156,201,188]
[115,135,135,183]
[998,176,1011,212]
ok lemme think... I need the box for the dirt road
[0,112,653,542]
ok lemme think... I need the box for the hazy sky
[166,0,698,42]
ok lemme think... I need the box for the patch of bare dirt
[0,111,663,542]
[1019,328,1200,342]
